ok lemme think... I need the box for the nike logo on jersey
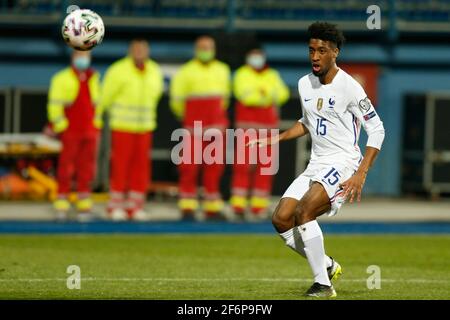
[304,98,312,102]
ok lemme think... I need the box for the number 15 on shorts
[322,167,341,186]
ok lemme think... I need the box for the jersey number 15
[316,118,327,136]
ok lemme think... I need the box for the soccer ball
[61,9,104,51]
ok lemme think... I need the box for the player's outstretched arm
[247,121,309,147]
[340,146,380,203]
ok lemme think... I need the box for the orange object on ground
[0,173,30,199]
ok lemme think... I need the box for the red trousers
[231,102,279,197]
[231,130,276,197]
[178,133,225,200]
[110,131,152,194]
[57,132,98,196]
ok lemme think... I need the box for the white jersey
[298,68,385,168]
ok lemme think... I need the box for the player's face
[309,39,338,77]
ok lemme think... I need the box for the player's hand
[247,138,267,148]
[340,171,367,203]
[247,135,280,148]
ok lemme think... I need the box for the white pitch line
[0,278,448,284]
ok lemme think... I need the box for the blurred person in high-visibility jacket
[47,50,100,220]
[170,35,231,220]
[95,39,164,221]
[230,46,289,219]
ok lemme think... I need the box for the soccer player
[248,22,385,297]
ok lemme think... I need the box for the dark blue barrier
[0,221,449,234]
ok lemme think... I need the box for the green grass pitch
[0,234,449,299]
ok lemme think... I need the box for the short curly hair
[307,22,345,50]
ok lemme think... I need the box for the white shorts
[281,162,356,217]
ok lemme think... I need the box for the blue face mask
[73,56,91,71]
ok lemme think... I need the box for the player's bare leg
[272,182,340,297]
[272,197,299,232]
[272,193,339,272]
[294,182,331,223]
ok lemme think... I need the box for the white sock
[299,220,331,286]
[279,227,333,268]
[279,227,306,258]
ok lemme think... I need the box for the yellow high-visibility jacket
[169,59,231,120]
[47,67,100,133]
[233,65,289,107]
[96,57,164,133]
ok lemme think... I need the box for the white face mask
[73,56,91,70]
[246,54,266,69]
